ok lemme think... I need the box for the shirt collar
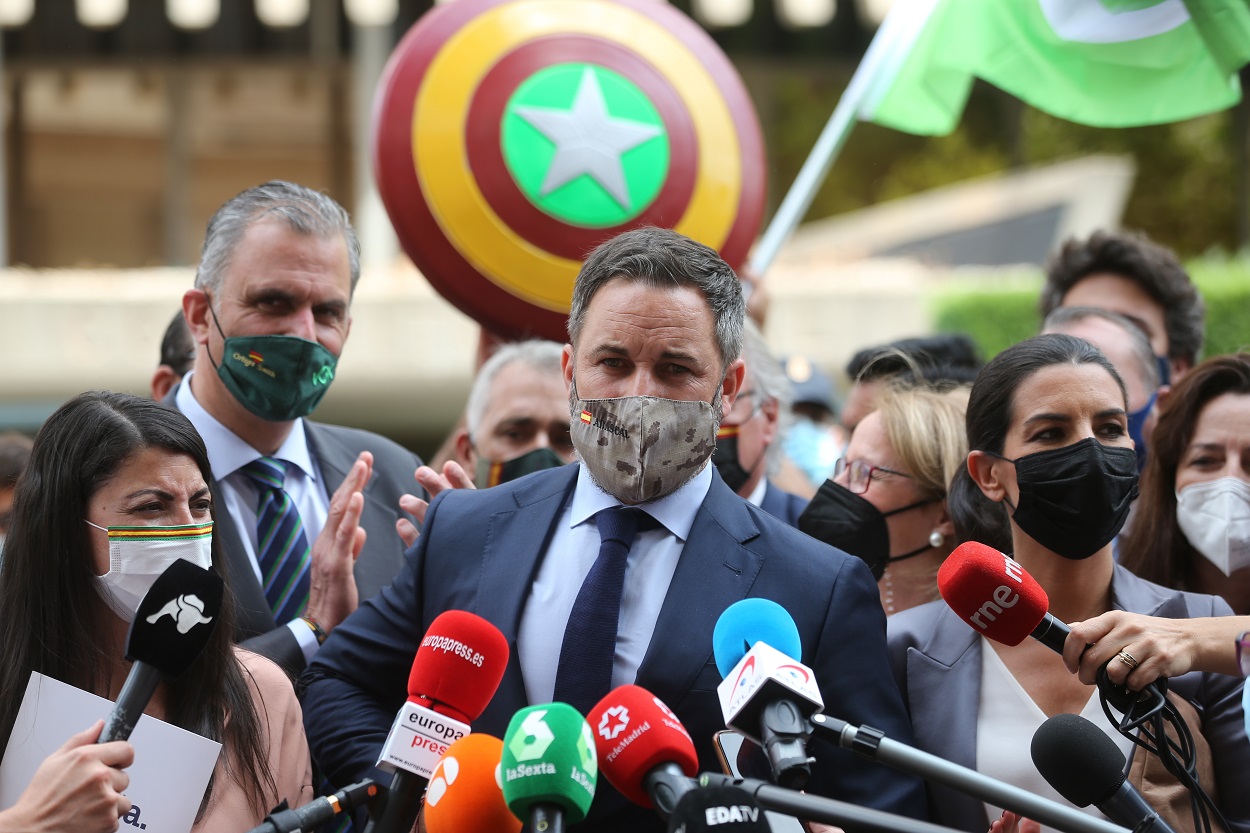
[176,371,317,482]
[745,476,768,507]
[569,461,712,543]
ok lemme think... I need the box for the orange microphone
[423,734,520,833]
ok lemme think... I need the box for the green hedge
[931,259,1250,362]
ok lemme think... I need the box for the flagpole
[747,0,922,275]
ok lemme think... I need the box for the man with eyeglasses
[712,321,809,526]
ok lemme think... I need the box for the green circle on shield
[502,63,669,227]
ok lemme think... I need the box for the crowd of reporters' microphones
[120,548,1189,833]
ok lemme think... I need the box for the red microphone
[937,542,1067,650]
[406,610,509,722]
[587,685,698,821]
[368,611,509,833]
[424,734,520,833]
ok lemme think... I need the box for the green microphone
[500,703,598,833]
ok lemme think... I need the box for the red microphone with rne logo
[937,541,1067,651]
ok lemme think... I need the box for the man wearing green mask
[397,340,574,547]
[172,180,424,677]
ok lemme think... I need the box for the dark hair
[947,464,1014,555]
[0,431,32,489]
[965,334,1125,456]
[0,392,275,818]
[1040,230,1204,366]
[159,311,196,377]
[568,227,745,369]
[1120,354,1250,588]
[845,333,983,385]
[949,334,1126,545]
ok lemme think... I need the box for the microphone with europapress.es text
[365,610,509,833]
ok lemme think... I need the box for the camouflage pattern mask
[570,385,718,505]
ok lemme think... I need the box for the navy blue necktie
[240,457,312,625]
[553,506,659,716]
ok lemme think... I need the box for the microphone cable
[1095,665,1230,833]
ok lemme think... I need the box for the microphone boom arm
[809,714,1128,833]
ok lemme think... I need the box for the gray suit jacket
[887,565,1250,833]
[164,386,423,676]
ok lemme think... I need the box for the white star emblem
[514,67,663,211]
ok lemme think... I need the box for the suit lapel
[164,383,278,638]
[635,475,764,700]
[304,421,405,597]
[477,466,579,716]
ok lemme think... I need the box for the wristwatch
[1237,631,1250,677]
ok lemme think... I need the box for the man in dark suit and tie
[302,227,925,831]
[172,180,422,676]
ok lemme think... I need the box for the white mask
[1175,477,1250,577]
[86,520,215,622]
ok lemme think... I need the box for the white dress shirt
[517,462,713,706]
[177,372,330,661]
[976,638,1134,832]
[744,475,767,508]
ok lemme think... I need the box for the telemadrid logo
[598,705,630,741]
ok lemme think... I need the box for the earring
[929,530,945,548]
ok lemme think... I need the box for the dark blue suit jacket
[759,479,808,527]
[302,464,925,831]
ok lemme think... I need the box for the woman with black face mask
[798,383,969,615]
[886,334,1249,833]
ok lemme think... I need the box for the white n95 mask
[1175,477,1250,577]
[86,520,215,622]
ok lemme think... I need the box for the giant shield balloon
[374,0,767,342]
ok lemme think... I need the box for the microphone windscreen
[408,610,509,722]
[712,599,802,678]
[938,541,1048,646]
[500,703,597,824]
[127,557,224,677]
[1031,713,1128,808]
[424,734,521,833]
[588,685,698,807]
[666,785,770,833]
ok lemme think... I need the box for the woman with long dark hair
[0,391,311,829]
[1120,353,1250,613]
[888,335,1248,833]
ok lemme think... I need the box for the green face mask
[207,306,338,422]
[474,446,566,488]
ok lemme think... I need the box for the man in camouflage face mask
[301,228,928,833]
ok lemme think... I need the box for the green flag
[860,0,1250,135]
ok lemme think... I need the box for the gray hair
[466,340,565,441]
[194,181,361,299]
[567,227,744,369]
[1042,305,1160,391]
[740,320,794,476]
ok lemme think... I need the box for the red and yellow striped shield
[373,0,766,342]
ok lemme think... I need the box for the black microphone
[100,558,223,742]
[1033,714,1178,833]
[666,784,771,833]
[245,780,380,833]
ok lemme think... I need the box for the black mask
[713,428,764,494]
[474,447,566,488]
[993,437,1138,560]
[798,480,940,580]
